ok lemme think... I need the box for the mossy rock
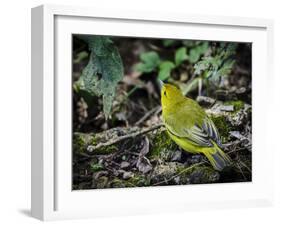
[127,174,151,187]
[91,171,151,189]
[73,132,94,154]
[148,129,179,161]
[210,115,230,143]
[150,162,219,185]
[189,166,220,184]
[95,176,109,189]
[207,100,251,142]
[151,162,184,184]
[108,176,148,188]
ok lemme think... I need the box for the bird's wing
[201,117,222,146]
[164,113,221,148]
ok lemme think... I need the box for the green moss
[224,100,244,113]
[73,132,118,154]
[90,136,97,146]
[210,115,230,142]
[73,132,99,153]
[149,130,178,158]
[109,176,149,188]
[110,177,137,188]
[73,133,87,153]
[96,145,118,155]
[128,175,150,187]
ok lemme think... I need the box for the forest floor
[72,37,252,189]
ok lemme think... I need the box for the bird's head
[159,81,185,109]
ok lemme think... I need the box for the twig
[126,86,139,97]
[135,106,162,126]
[236,162,247,180]
[87,123,164,152]
[239,160,252,173]
[119,86,140,105]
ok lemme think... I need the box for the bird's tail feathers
[203,146,231,171]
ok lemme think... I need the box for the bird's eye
[164,91,167,96]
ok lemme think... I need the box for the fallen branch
[87,123,164,152]
[135,106,162,126]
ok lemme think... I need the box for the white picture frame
[31,4,274,221]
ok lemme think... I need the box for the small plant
[194,43,237,86]
[90,162,104,172]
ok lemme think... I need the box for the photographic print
[72,35,252,190]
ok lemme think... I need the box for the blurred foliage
[186,42,209,63]
[136,40,237,96]
[158,61,176,80]
[135,51,161,73]
[175,47,188,66]
[74,36,124,119]
[194,43,237,86]
[162,39,177,47]
[74,36,238,119]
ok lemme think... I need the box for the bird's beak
[158,80,164,90]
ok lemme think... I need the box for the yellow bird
[160,82,231,171]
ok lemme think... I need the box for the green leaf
[158,61,175,81]
[188,42,209,63]
[188,49,201,63]
[163,39,176,47]
[198,42,209,54]
[78,36,124,119]
[135,51,160,73]
[175,47,188,66]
